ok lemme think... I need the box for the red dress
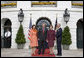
[47,30,55,47]
[29,29,38,48]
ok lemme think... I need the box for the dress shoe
[38,52,41,55]
[56,54,62,56]
[42,53,44,55]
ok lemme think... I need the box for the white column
[1,24,4,37]
[67,21,77,50]
[11,21,20,48]
[69,28,77,49]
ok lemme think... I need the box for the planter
[17,44,25,49]
[63,45,69,50]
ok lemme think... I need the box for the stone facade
[1,1,83,49]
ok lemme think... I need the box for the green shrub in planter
[62,26,72,50]
[15,24,26,49]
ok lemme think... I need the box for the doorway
[3,19,12,48]
[77,18,83,49]
[36,17,52,48]
[36,17,52,30]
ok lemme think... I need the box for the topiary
[62,26,72,45]
[15,24,26,44]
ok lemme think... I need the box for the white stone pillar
[68,21,77,50]
[69,28,77,49]
[11,21,20,49]
[1,23,4,37]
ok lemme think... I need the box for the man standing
[38,23,47,55]
[55,23,62,56]
[5,29,11,48]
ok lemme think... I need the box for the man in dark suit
[38,23,47,55]
[56,23,62,56]
[5,29,11,48]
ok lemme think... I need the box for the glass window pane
[72,1,83,8]
[31,1,57,7]
[1,1,17,8]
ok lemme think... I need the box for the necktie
[43,28,44,34]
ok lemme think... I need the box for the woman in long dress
[29,25,38,55]
[46,25,55,55]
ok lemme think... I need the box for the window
[31,1,57,7]
[72,1,83,8]
[1,1,17,8]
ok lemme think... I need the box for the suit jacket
[56,28,62,41]
[38,27,47,41]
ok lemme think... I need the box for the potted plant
[62,26,72,50]
[15,24,26,49]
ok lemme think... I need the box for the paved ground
[1,48,83,57]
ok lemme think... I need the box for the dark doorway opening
[77,18,83,49]
[4,19,12,48]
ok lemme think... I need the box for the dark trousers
[38,40,45,54]
[57,40,62,55]
[4,37,11,48]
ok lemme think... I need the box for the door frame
[2,18,12,48]
[36,17,52,49]
[36,17,52,30]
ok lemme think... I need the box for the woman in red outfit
[29,25,38,55]
[46,25,56,55]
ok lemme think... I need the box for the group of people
[29,22,62,56]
